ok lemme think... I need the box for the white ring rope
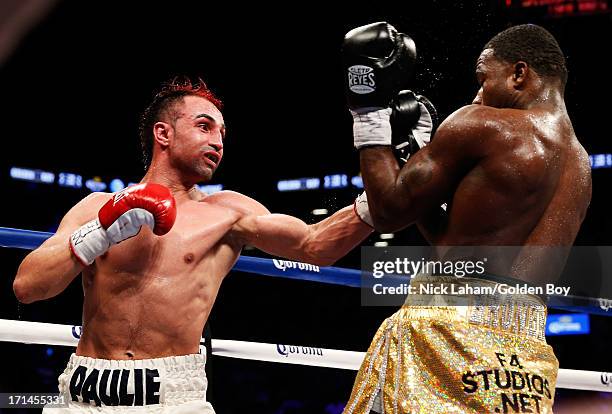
[0,319,610,393]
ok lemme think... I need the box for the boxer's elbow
[370,205,415,233]
[366,193,412,233]
[13,276,37,304]
[13,262,46,304]
[372,217,404,234]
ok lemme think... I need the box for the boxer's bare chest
[94,199,242,277]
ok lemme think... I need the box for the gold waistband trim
[401,275,547,341]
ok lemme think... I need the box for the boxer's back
[437,106,591,280]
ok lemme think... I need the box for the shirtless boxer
[342,24,591,413]
[12,79,374,413]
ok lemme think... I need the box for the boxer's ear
[512,61,529,89]
[153,122,172,148]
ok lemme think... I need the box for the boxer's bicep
[232,213,314,260]
[14,193,109,303]
[26,192,108,254]
[232,208,368,266]
[392,117,485,223]
[50,193,110,243]
[394,148,455,218]
[225,193,307,255]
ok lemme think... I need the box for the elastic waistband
[465,272,548,300]
[402,275,547,341]
[68,353,206,370]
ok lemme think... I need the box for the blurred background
[0,0,611,412]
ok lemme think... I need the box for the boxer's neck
[140,164,197,203]
[520,80,566,112]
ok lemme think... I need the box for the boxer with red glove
[14,78,375,413]
[69,183,177,266]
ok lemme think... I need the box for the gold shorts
[344,275,558,414]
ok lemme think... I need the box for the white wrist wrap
[412,100,434,148]
[354,192,374,228]
[350,107,393,149]
[69,209,155,266]
[69,219,111,266]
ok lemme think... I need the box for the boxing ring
[1,226,611,394]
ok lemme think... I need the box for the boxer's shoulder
[438,105,539,150]
[198,190,269,217]
[431,105,506,157]
[81,191,113,205]
[441,105,517,133]
[54,192,113,235]
[67,192,112,218]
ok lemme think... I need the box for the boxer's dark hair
[485,24,567,87]
[139,76,223,170]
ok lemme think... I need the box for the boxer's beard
[171,155,214,184]
[193,160,214,182]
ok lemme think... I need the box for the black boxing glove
[343,22,417,109]
[343,22,417,149]
[391,91,448,213]
[390,90,439,163]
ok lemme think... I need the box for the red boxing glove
[70,183,177,266]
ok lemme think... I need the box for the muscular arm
[360,105,490,233]
[13,193,107,303]
[230,197,373,266]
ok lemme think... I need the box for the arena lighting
[305,178,320,189]
[379,233,394,240]
[10,152,611,195]
[545,314,590,336]
[109,179,125,192]
[57,172,82,189]
[311,208,329,216]
[589,153,612,169]
[324,174,348,189]
[39,171,55,184]
[277,178,321,192]
[10,167,35,181]
[351,175,364,189]
[10,167,55,184]
[507,0,608,17]
[374,241,388,247]
[197,184,224,194]
[85,177,107,192]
